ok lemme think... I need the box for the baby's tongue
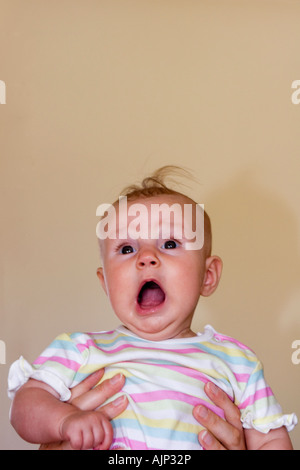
[139,282,165,308]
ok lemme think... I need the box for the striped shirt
[8,325,297,450]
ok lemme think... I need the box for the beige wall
[1,0,299,449]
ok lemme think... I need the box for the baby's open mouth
[137,281,166,309]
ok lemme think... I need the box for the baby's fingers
[93,413,113,450]
[62,410,113,450]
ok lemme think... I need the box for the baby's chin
[116,316,168,341]
[120,316,193,342]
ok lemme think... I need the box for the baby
[8,166,297,450]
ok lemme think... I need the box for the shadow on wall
[200,170,300,350]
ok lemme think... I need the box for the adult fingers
[71,373,126,412]
[205,382,242,429]
[39,371,128,450]
[68,369,105,402]
[198,429,226,450]
[193,405,244,450]
[98,394,128,421]
[39,441,74,450]
[193,382,246,450]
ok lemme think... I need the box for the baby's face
[97,194,221,341]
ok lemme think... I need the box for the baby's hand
[60,409,113,450]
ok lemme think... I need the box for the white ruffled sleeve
[238,359,298,433]
[241,408,298,433]
[8,356,72,402]
[7,332,89,402]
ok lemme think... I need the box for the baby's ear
[200,256,223,297]
[96,267,108,294]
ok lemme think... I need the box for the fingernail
[110,373,123,385]
[197,405,208,419]
[207,382,218,396]
[202,430,213,446]
[91,370,102,377]
[112,395,126,406]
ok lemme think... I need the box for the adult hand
[39,369,128,450]
[40,372,245,450]
[193,382,246,450]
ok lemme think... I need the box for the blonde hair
[117,166,212,255]
[119,165,194,199]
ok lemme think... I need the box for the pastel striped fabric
[8,325,297,450]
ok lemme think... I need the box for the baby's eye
[120,245,135,254]
[162,240,179,249]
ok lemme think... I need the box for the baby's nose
[136,249,160,269]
